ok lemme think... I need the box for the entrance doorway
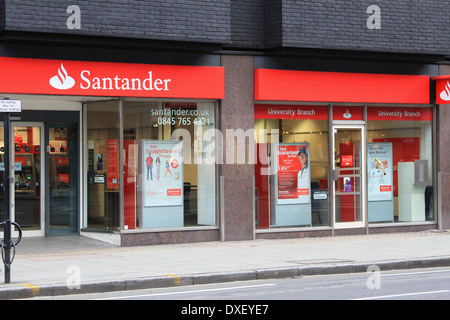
[47,124,78,235]
[332,125,366,228]
[0,120,79,237]
[11,123,44,237]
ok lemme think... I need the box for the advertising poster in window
[276,143,310,205]
[142,140,183,207]
[367,142,393,201]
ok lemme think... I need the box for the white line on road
[381,269,450,277]
[95,283,277,300]
[353,289,450,300]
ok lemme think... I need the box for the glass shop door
[332,124,366,228]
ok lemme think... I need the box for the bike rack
[0,221,22,282]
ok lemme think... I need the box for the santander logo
[49,63,75,90]
[343,109,352,119]
[48,62,172,92]
[440,81,450,102]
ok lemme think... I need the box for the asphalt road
[24,266,450,302]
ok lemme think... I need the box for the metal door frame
[331,124,367,229]
[10,121,45,237]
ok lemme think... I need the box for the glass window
[13,125,42,231]
[254,105,330,229]
[123,100,217,230]
[49,125,78,234]
[86,100,121,230]
[367,106,434,223]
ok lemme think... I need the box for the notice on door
[368,142,393,201]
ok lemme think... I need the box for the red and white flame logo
[49,63,75,90]
[343,109,352,119]
[440,81,450,102]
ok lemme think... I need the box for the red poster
[107,139,119,189]
[255,143,270,229]
[58,174,69,184]
[339,143,354,167]
[341,155,353,167]
[56,157,69,165]
[277,171,298,200]
[339,142,355,222]
[276,143,310,204]
[277,145,300,200]
[14,156,26,166]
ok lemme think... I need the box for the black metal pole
[4,112,11,283]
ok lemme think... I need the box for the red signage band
[367,107,433,121]
[0,57,224,99]
[255,105,432,121]
[254,104,328,120]
[255,69,430,104]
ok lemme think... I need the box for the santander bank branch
[0,56,224,245]
[253,66,436,238]
[0,53,444,245]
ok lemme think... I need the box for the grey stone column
[219,55,255,241]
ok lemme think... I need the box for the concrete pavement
[1,230,450,299]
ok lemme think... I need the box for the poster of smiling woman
[272,142,312,227]
[275,143,310,205]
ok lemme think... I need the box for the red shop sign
[367,107,432,121]
[254,104,328,120]
[433,75,450,104]
[0,57,224,99]
[255,69,430,104]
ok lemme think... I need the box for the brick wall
[230,0,264,49]
[280,0,450,55]
[3,0,231,44]
[2,0,450,55]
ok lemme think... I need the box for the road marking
[381,269,450,277]
[95,283,276,300]
[354,289,450,300]
[163,273,181,285]
[20,283,40,295]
